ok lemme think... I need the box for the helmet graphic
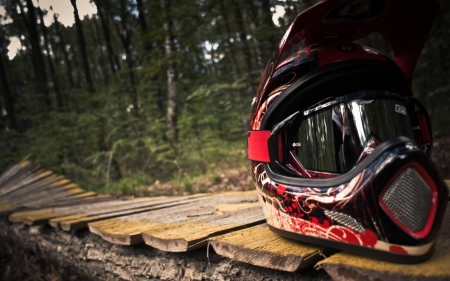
[248,0,448,263]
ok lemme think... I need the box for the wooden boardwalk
[1,159,450,280]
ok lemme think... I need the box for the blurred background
[0,0,448,196]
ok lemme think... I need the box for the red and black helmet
[248,0,448,263]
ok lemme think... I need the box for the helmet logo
[395,104,406,115]
[340,45,354,51]
[324,0,388,23]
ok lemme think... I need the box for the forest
[0,0,449,195]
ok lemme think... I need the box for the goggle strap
[247,130,271,162]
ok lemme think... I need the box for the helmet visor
[290,98,414,173]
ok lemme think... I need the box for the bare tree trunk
[37,4,64,110]
[260,0,278,61]
[94,0,119,74]
[137,0,152,54]
[0,40,17,130]
[110,0,139,113]
[20,0,51,109]
[53,13,76,89]
[137,0,147,33]
[70,0,95,93]
[231,0,254,78]
[90,17,109,84]
[219,1,248,132]
[161,0,177,142]
[247,4,265,69]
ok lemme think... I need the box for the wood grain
[210,224,332,272]
[89,190,266,250]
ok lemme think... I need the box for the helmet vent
[324,210,365,233]
[381,167,431,233]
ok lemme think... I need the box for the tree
[37,3,63,109]
[0,33,16,130]
[70,0,94,92]
[19,0,51,109]
[161,0,177,142]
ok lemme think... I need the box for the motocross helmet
[248,0,448,263]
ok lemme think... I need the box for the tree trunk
[219,1,248,132]
[231,0,254,77]
[161,0,177,142]
[37,4,64,110]
[110,0,139,113]
[70,0,95,93]
[247,4,265,69]
[137,0,147,33]
[0,42,17,130]
[90,17,109,84]
[53,13,76,89]
[260,0,278,61]
[21,0,51,109]
[94,0,118,74]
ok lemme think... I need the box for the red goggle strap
[247,131,271,162]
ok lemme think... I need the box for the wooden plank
[4,182,83,207]
[0,171,60,205]
[9,198,144,224]
[0,161,27,187]
[0,164,41,196]
[56,194,211,231]
[0,203,13,212]
[54,196,205,231]
[317,204,450,281]
[1,193,114,218]
[210,224,333,272]
[89,190,266,251]
[11,195,206,228]
[141,206,265,252]
[88,192,253,242]
[0,157,32,187]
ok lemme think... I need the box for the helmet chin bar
[255,139,448,263]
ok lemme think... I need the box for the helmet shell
[249,0,447,263]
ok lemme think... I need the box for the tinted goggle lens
[291,99,414,173]
[248,95,432,176]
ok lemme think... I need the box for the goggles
[248,91,432,178]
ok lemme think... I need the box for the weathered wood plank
[0,202,13,212]
[210,224,333,272]
[43,192,110,207]
[0,157,33,187]
[56,196,208,231]
[317,204,450,281]
[1,176,72,202]
[10,194,207,228]
[0,164,41,196]
[141,206,265,252]
[5,184,85,207]
[89,190,266,251]
[9,198,149,224]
